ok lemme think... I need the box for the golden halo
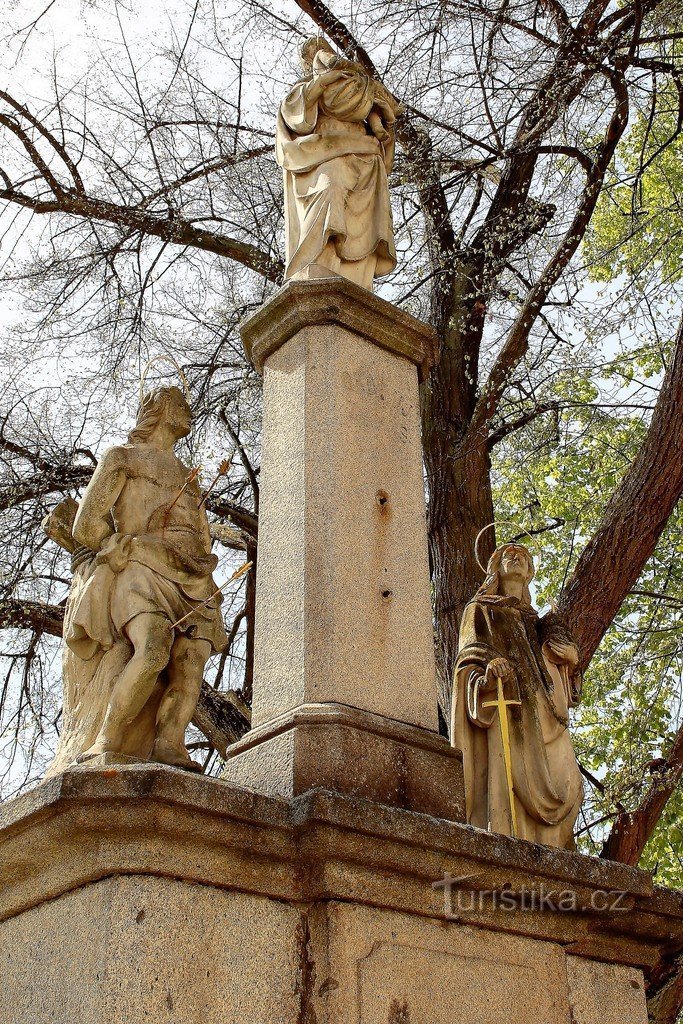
[139,355,191,405]
[474,521,540,575]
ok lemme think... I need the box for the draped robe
[276,67,397,288]
[45,444,228,776]
[452,596,584,849]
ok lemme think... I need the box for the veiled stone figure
[276,37,401,290]
[43,387,227,775]
[451,543,584,849]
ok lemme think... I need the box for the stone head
[128,386,192,444]
[480,543,535,605]
[497,543,534,584]
[300,36,335,74]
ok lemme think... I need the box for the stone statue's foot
[76,742,120,764]
[151,740,203,774]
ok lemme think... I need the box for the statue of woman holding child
[276,37,402,291]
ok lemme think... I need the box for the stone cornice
[240,278,438,382]
[1,765,682,976]
[227,702,462,758]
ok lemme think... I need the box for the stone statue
[276,37,402,290]
[451,543,584,848]
[43,386,228,774]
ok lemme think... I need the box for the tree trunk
[422,279,493,724]
[425,438,494,727]
[559,317,683,666]
[601,722,683,865]
[192,683,251,758]
[421,255,492,728]
[647,954,683,1024]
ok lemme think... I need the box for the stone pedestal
[8,280,681,1024]
[1,765,681,1024]
[222,277,464,819]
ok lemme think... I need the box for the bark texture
[559,318,683,667]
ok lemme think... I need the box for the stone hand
[373,96,399,123]
[485,657,515,686]
[546,639,579,667]
[95,533,133,573]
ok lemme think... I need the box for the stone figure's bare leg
[152,635,212,771]
[79,613,173,760]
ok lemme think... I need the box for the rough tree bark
[601,721,683,865]
[647,954,683,1024]
[559,317,683,668]
[192,684,251,756]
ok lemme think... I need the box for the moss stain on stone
[295,911,317,1024]
[389,997,410,1023]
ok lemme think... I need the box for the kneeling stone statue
[451,543,584,849]
[43,386,227,774]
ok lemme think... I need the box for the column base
[221,702,465,822]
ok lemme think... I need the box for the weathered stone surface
[231,279,447,816]
[316,902,575,1023]
[0,766,678,1023]
[223,702,465,820]
[246,301,437,733]
[241,275,437,381]
[0,875,300,1024]
[43,386,228,777]
[277,38,401,291]
[567,957,648,1024]
[79,751,149,767]
[0,766,680,965]
[453,542,583,848]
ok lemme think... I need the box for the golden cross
[482,676,522,838]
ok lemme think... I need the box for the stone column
[223,275,464,820]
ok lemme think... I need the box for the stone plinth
[1,765,682,1023]
[223,702,464,819]
[223,277,464,816]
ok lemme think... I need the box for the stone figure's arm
[41,497,79,554]
[463,667,497,728]
[280,82,319,136]
[458,651,518,724]
[72,447,128,552]
[539,612,582,707]
[458,655,514,728]
[456,604,516,727]
[198,505,213,554]
[303,68,347,105]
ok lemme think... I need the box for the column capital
[240,276,438,382]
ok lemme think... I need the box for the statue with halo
[451,526,584,849]
[43,373,230,775]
